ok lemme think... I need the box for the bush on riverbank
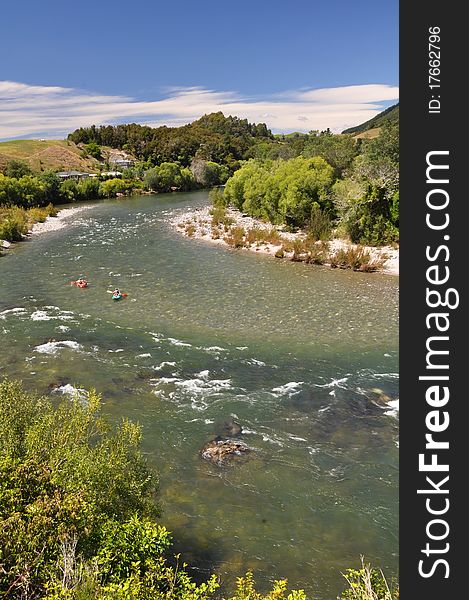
[0,203,57,242]
[329,246,386,272]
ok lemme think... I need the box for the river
[0,191,399,599]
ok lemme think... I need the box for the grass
[243,226,283,246]
[0,203,57,242]
[184,223,196,237]
[224,226,246,248]
[329,246,385,272]
[209,206,234,228]
[0,139,102,173]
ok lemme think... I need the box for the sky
[0,0,398,140]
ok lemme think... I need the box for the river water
[0,191,399,599]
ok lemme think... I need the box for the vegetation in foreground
[0,379,398,599]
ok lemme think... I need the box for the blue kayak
[112,294,122,301]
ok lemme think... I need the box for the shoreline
[171,206,399,275]
[29,205,94,235]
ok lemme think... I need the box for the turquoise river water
[0,191,399,599]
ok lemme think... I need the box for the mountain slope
[342,103,399,135]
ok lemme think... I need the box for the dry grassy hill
[0,140,102,173]
[353,127,381,140]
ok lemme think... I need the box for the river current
[0,191,399,598]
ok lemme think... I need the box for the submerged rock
[46,376,71,392]
[219,419,243,437]
[201,438,251,466]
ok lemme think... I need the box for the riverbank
[29,205,93,235]
[171,206,399,275]
[1,204,94,251]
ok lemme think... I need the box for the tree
[302,132,358,176]
[224,157,335,228]
[85,141,103,160]
[143,163,195,193]
[190,159,229,187]
[4,159,32,178]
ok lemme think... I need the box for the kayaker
[112,288,121,296]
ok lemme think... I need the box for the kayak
[71,280,88,288]
[112,294,122,301]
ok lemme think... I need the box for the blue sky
[0,0,398,139]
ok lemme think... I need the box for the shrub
[185,223,196,236]
[339,558,399,600]
[330,246,385,272]
[85,142,102,160]
[225,571,306,600]
[0,206,29,241]
[4,159,32,178]
[190,159,229,188]
[144,163,195,193]
[305,241,330,265]
[77,177,101,201]
[0,379,159,598]
[225,226,246,248]
[209,187,228,208]
[210,206,234,228]
[291,239,306,262]
[245,227,264,246]
[26,207,49,223]
[60,178,79,202]
[99,178,129,198]
[306,205,332,241]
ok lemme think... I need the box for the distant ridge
[342,103,399,134]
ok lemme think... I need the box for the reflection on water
[0,192,398,599]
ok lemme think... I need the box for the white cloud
[0,80,399,140]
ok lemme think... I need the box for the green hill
[342,103,399,135]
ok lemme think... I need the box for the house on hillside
[56,170,93,181]
[109,158,134,169]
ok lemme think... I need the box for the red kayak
[71,279,88,288]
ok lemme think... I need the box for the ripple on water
[0,192,398,599]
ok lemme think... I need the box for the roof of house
[56,170,89,177]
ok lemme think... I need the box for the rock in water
[220,419,243,436]
[201,439,250,466]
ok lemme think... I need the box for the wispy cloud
[0,81,399,140]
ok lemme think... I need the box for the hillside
[0,139,102,173]
[67,112,273,170]
[342,103,399,135]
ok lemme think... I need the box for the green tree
[302,132,358,176]
[85,141,103,160]
[4,159,32,178]
[190,159,229,188]
[143,163,195,193]
[224,157,335,228]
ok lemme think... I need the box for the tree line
[68,113,273,172]
[219,122,399,245]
